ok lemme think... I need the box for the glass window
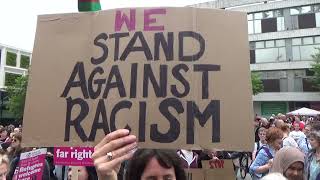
[315,36,320,44]
[298,14,316,29]
[292,46,301,60]
[261,18,277,33]
[294,78,303,92]
[274,9,283,17]
[290,8,300,15]
[262,79,280,92]
[248,21,254,34]
[278,47,286,61]
[20,55,30,69]
[256,48,279,63]
[4,73,21,86]
[256,41,265,49]
[247,14,253,20]
[300,45,320,60]
[276,40,285,47]
[277,17,285,31]
[316,13,320,27]
[292,38,302,45]
[254,20,262,33]
[301,6,312,14]
[6,51,17,66]
[315,5,320,13]
[263,11,273,18]
[266,40,275,48]
[280,78,288,92]
[303,37,314,45]
[254,12,263,19]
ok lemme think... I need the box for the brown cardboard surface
[22,7,253,151]
[202,160,235,179]
[185,169,205,180]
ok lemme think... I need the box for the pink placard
[16,148,47,180]
[54,147,94,166]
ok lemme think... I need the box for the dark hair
[310,121,320,131]
[85,166,98,180]
[126,149,186,180]
[0,127,7,134]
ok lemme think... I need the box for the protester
[281,124,298,148]
[7,133,22,162]
[255,117,270,142]
[0,128,9,145]
[271,147,304,180]
[249,127,283,179]
[261,173,287,180]
[297,123,311,155]
[68,166,98,180]
[305,129,320,179]
[92,129,186,180]
[289,123,305,142]
[0,154,9,180]
[275,119,285,129]
[177,149,199,168]
[252,127,267,161]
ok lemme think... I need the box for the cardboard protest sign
[202,160,235,179]
[54,147,94,166]
[185,169,205,180]
[23,7,253,150]
[16,148,47,180]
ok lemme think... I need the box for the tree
[310,48,320,90]
[251,72,264,95]
[6,75,28,121]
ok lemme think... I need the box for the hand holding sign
[92,129,137,179]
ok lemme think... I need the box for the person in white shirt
[280,124,298,148]
[289,123,306,142]
[252,127,267,161]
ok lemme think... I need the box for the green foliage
[6,52,17,66]
[251,72,264,95]
[20,55,30,69]
[5,73,21,86]
[310,48,320,90]
[6,75,28,120]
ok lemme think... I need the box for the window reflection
[301,45,319,60]
[256,48,280,63]
[292,36,320,61]
[263,11,273,18]
[301,6,312,14]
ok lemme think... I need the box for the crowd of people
[250,113,320,180]
[0,113,319,180]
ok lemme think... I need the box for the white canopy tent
[286,107,320,116]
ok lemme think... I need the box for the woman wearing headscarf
[271,147,304,180]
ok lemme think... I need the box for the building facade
[192,0,320,117]
[0,44,31,121]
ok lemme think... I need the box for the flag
[78,0,101,12]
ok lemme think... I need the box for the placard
[23,7,253,150]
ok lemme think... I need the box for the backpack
[256,146,273,159]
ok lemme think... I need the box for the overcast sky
[0,0,211,52]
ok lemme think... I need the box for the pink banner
[54,147,94,166]
[16,148,47,180]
